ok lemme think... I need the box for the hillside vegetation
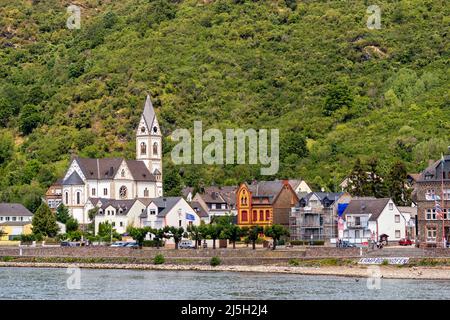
[0,0,448,208]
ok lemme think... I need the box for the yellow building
[0,222,33,241]
[0,203,34,241]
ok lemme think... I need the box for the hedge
[290,240,325,246]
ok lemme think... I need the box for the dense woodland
[0,0,448,212]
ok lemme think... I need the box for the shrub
[288,259,299,266]
[20,234,35,242]
[210,256,221,266]
[153,254,165,265]
[2,256,13,262]
[143,240,164,247]
[381,259,389,266]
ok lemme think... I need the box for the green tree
[65,217,79,233]
[367,157,387,198]
[323,83,354,116]
[32,203,59,238]
[151,228,170,249]
[206,223,223,250]
[0,131,14,165]
[98,221,118,241]
[56,204,70,223]
[129,226,151,247]
[187,223,206,249]
[164,226,185,249]
[246,225,263,250]
[386,160,412,206]
[347,158,368,197]
[222,224,243,249]
[19,104,41,135]
[264,224,289,250]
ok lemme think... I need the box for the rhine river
[0,267,449,300]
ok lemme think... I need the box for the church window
[141,126,146,133]
[119,186,127,199]
[65,192,69,205]
[153,126,158,133]
[121,169,125,177]
[153,142,158,156]
[76,192,81,205]
[144,188,149,197]
[141,142,147,155]
[92,188,96,196]
[103,188,108,196]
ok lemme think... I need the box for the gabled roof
[0,203,33,217]
[343,198,391,221]
[417,155,450,181]
[150,197,184,217]
[62,171,84,185]
[191,201,209,218]
[0,221,31,226]
[68,158,155,182]
[97,199,138,216]
[142,95,156,129]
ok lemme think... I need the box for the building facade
[290,192,351,241]
[414,156,450,248]
[0,203,33,241]
[236,180,298,228]
[61,95,163,224]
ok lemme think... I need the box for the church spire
[142,94,156,129]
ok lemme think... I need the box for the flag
[186,213,195,221]
[435,201,444,220]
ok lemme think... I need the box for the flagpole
[441,154,445,248]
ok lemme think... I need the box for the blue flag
[186,213,195,221]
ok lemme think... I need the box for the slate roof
[142,95,156,129]
[153,197,183,217]
[97,199,138,216]
[0,221,31,226]
[190,201,209,218]
[246,180,293,204]
[63,171,85,185]
[0,203,33,217]
[69,158,155,182]
[343,198,391,221]
[417,155,450,181]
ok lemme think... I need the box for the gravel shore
[1,261,450,280]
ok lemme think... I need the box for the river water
[0,267,449,300]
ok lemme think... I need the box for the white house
[141,197,201,231]
[61,95,163,224]
[342,198,407,244]
[93,199,147,235]
[288,179,312,194]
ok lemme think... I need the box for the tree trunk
[233,240,236,249]
[272,238,277,250]
[252,240,256,250]
[213,239,216,249]
[194,239,198,249]
[175,241,179,250]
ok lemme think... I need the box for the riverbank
[1,261,450,280]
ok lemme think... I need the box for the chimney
[163,198,166,208]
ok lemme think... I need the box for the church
[61,95,163,224]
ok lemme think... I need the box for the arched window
[153,142,158,156]
[259,210,264,221]
[266,210,270,221]
[76,192,81,205]
[140,142,147,155]
[65,192,69,205]
[144,188,149,197]
[121,169,125,178]
[119,186,127,199]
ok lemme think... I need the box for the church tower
[136,95,163,195]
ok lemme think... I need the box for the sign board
[358,257,410,265]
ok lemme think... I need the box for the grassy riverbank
[1,257,450,280]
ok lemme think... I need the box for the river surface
[0,267,449,300]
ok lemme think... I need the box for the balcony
[346,221,368,229]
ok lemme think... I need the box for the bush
[143,240,164,247]
[210,256,221,266]
[288,259,299,266]
[277,239,285,246]
[381,259,389,266]
[153,254,165,265]
[290,240,325,246]
[20,234,35,242]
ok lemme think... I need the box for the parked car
[399,238,413,246]
[124,242,139,248]
[60,241,81,247]
[342,241,356,248]
[179,240,195,249]
[110,241,127,247]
